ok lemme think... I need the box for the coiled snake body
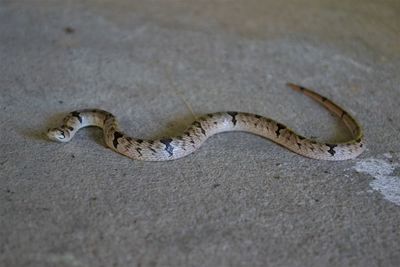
[47,84,364,161]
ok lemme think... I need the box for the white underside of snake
[47,84,365,161]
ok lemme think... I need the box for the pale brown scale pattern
[47,84,365,161]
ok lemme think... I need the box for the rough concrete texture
[1,1,400,266]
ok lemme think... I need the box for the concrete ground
[1,1,400,266]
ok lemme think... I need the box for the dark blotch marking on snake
[193,121,206,135]
[321,97,327,102]
[136,147,142,156]
[71,111,82,123]
[326,144,337,156]
[254,115,262,119]
[62,125,74,131]
[103,114,113,123]
[136,139,144,144]
[160,138,174,157]
[227,112,238,126]
[275,123,286,137]
[113,131,124,149]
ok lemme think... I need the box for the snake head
[47,128,70,142]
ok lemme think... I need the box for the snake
[47,83,365,161]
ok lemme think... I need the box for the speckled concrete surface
[1,1,400,266]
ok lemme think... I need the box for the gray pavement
[1,1,400,266]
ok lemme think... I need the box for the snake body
[47,84,365,161]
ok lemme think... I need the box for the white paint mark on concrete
[333,54,372,73]
[383,153,393,159]
[48,253,84,267]
[354,158,400,206]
